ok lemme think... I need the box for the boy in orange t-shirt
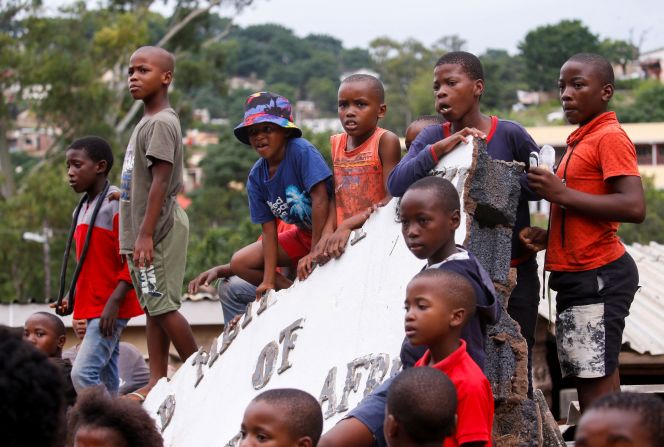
[300,74,400,279]
[522,53,645,412]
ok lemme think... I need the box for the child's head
[405,115,445,151]
[559,53,615,126]
[338,74,386,139]
[384,367,457,447]
[72,318,87,341]
[23,312,66,358]
[399,176,460,264]
[66,136,113,193]
[433,51,484,122]
[575,392,664,447]
[404,269,476,347]
[240,388,323,447]
[128,46,174,101]
[67,386,163,447]
[234,92,302,161]
[0,326,66,447]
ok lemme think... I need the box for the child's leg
[71,317,128,394]
[219,275,257,324]
[576,369,621,412]
[143,313,170,391]
[230,240,293,290]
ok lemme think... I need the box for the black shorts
[549,252,638,378]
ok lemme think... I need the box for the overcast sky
[43,0,663,55]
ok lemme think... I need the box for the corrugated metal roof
[537,242,664,355]
[526,122,664,146]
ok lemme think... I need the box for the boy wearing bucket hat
[230,92,333,299]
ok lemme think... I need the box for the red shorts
[277,227,312,264]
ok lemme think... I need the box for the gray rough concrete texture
[457,138,562,446]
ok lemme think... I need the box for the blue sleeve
[511,123,541,201]
[292,138,332,193]
[387,126,442,197]
[345,376,393,447]
[247,165,275,225]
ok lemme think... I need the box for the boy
[63,319,149,396]
[56,136,143,395]
[388,51,542,395]
[319,177,499,447]
[240,388,324,447]
[383,367,457,447]
[522,53,645,411]
[23,312,77,406]
[575,392,664,447]
[319,74,401,264]
[68,387,163,447]
[120,46,197,401]
[229,92,332,299]
[404,115,445,152]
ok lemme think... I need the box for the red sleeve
[113,213,132,284]
[454,378,493,445]
[597,131,640,180]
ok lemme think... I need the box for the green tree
[519,19,600,91]
[618,177,664,244]
[615,81,664,123]
[600,38,639,77]
[480,49,527,112]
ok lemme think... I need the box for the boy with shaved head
[523,53,646,411]
[120,46,197,401]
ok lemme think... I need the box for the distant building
[6,110,59,156]
[228,74,265,92]
[640,47,664,83]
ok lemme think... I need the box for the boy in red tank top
[298,74,400,280]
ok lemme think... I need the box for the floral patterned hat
[233,91,302,145]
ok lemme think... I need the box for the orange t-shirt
[545,112,640,272]
[331,128,387,224]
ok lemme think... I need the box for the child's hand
[49,296,69,315]
[432,127,486,159]
[519,227,548,253]
[100,297,121,337]
[324,227,352,259]
[297,254,316,281]
[311,235,331,266]
[107,190,120,201]
[188,267,220,294]
[133,234,154,268]
[255,281,274,301]
[526,167,566,203]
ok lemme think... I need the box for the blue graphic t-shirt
[247,137,332,231]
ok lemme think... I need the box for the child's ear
[450,307,466,328]
[601,83,614,103]
[162,70,173,86]
[385,414,400,439]
[57,334,66,349]
[296,436,314,447]
[473,78,485,99]
[96,160,107,175]
[450,209,461,230]
[378,103,387,119]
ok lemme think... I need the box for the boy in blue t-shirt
[230,92,332,299]
[388,51,541,395]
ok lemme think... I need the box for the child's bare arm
[256,220,278,299]
[188,264,233,294]
[309,181,330,248]
[527,167,645,223]
[133,159,173,267]
[377,131,402,205]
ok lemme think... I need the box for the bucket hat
[233,91,302,145]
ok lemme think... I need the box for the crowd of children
[2,44,654,447]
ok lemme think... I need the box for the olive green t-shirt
[119,108,184,254]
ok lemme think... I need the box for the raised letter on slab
[277,318,304,374]
[319,366,338,419]
[336,355,372,412]
[252,341,279,390]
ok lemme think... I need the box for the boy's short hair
[435,51,484,81]
[0,326,66,447]
[411,269,476,316]
[68,136,114,174]
[587,392,664,445]
[67,386,163,447]
[253,388,323,445]
[412,115,445,126]
[31,311,66,337]
[566,52,615,87]
[387,367,457,443]
[405,176,460,213]
[341,73,385,102]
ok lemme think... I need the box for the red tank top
[330,128,387,223]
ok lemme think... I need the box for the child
[522,53,645,411]
[63,319,149,396]
[67,386,163,447]
[240,388,323,447]
[319,177,499,447]
[404,115,445,152]
[320,74,401,264]
[229,92,333,299]
[1,326,66,447]
[56,136,143,395]
[120,46,198,401]
[575,392,664,447]
[383,366,457,447]
[388,51,542,395]
[23,312,77,406]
